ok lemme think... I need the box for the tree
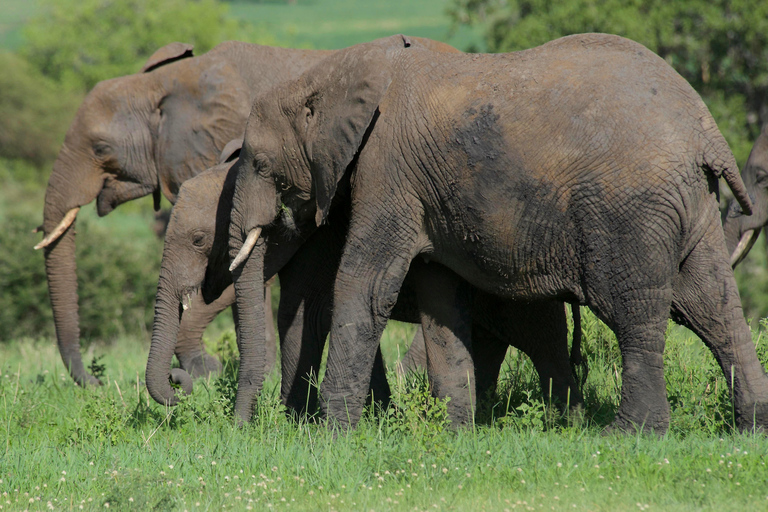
[448,0,768,164]
[21,0,245,92]
[0,52,81,167]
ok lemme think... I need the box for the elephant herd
[35,33,768,434]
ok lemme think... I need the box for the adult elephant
[723,123,768,266]
[229,33,768,434]
[33,36,453,387]
[147,142,582,422]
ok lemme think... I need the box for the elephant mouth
[180,287,200,312]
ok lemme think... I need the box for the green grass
[0,0,484,53]
[3,311,768,511]
[224,0,483,51]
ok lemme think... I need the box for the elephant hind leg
[671,227,768,432]
[591,289,672,435]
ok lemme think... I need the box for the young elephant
[33,35,457,388]
[230,33,768,434]
[148,143,582,421]
[723,123,768,267]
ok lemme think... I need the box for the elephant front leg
[410,259,476,427]
[319,225,417,430]
[176,285,233,378]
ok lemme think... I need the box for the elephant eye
[192,232,207,248]
[93,142,113,158]
[755,168,768,187]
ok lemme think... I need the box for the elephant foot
[605,408,670,437]
[735,402,768,433]
[178,353,222,379]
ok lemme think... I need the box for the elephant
[148,140,583,423]
[228,33,768,434]
[723,123,768,267]
[33,36,454,387]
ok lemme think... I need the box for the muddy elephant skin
[230,33,767,434]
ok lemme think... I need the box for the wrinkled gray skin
[723,123,768,267]
[231,33,768,434]
[37,41,333,387]
[152,151,582,419]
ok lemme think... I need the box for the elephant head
[35,43,251,386]
[228,40,401,422]
[724,123,768,267]
[146,143,242,406]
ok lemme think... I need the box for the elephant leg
[411,260,475,427]
[175,285,233,378]
[397,326,426,375]
[472,298,581,411]
[470,323,508,409]
[599,293,671,435]
[319,221,416,429]
[671,225,768,432]
[263,283,277,376]
[277,291,325,416]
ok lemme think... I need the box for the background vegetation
[3,0,768,343]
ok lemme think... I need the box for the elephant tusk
[34,207,80,250]
[229,227,262,272]
[730,228,761,268]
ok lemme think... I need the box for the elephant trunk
[146,269,193,406]
[40,153,105,387]
[231,242,267,423]
[43,224,101,386]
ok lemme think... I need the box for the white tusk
[229,227,262,272]
[34,207,80,250]
[730,229,760,268]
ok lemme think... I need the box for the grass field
[3,312,768,511]
[227,0,484,50]
[0,0,484,53]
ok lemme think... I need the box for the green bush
[21,0,239,92]
[0,206,163,343]
[0,51,81,167]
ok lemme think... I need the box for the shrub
[0,206,163,343]
[0,51,81,167]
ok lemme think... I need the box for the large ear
[142,43,194,73]
[302,45,393,226]
[154,59,251,202]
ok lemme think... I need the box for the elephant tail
[569,304,588,389]
[700,121,753,216]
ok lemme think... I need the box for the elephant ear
[218,138,243,164]
[301,44,393,226]
[154,59,251,202]
[142,43,194,73]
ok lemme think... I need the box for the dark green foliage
[0,207,163,342]
[0,51,81,167]
[448,0,768,165]
[21,0,238,92]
